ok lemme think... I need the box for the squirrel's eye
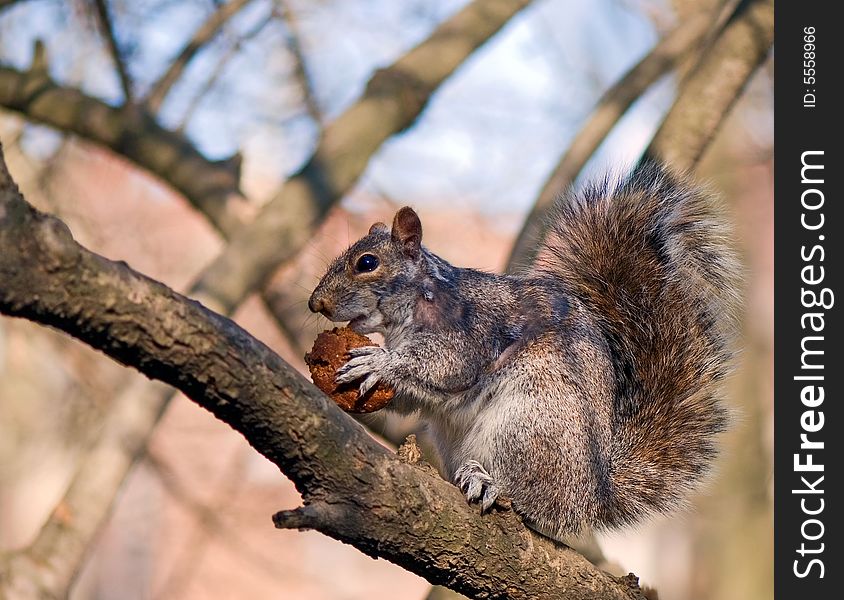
[355,254,379,273]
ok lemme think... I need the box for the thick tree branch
[0,148,643,600]
[507,3,727,270]
[644,0,774,170]
[143,0,255,113]
[92,0,133,103]
[0,63,249,233]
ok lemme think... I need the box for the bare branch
[143,0,255,113]
[92,0,133,103]
[176,12,273,131]
[0,148,644,600]
[507,3,727,270]
[2,0,535,306]
[0,65,249,233]
[644,0,774,170]
[275,0,322,126]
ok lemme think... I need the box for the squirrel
[308,163,739,541]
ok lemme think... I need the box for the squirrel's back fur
[532,163,739,529]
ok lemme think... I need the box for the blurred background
[0,0,772,599]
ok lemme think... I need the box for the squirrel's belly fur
[430,323,619,539]
[310,162,739,540]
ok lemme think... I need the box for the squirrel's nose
[308,295,324,314]
[308,294,334,316]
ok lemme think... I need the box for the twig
[143,0,255,113]
[92,0,133,103]
[275,0,322,126]
[176,12,273,132]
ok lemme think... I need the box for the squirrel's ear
[369,222,388,235]
[391,207,422,258]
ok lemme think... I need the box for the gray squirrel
[308,163,739,541]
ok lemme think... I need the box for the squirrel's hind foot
[455,460,502,513]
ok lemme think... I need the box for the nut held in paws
[304,327,395,413]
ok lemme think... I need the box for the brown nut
[304,327,395,413]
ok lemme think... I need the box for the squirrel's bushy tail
[532,163,740,528]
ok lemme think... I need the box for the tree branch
[92,0,134,103]
[2,0,536,310]
[143,0,255,114]
[0,147,643,600]
[507,0,772,272]
[0,63,249,233]
[506,2,728,270]
[176,12,273,132]
[275,0,322,126]
[644,0,774,170]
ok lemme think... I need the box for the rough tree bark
[0,146,644,600]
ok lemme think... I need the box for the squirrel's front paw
[336,346,389,396]
[455,460,501,513]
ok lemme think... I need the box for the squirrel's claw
[347,346,381,358]
[455,460,500,513]
[357,373,380,397]
[336,346,388,391]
